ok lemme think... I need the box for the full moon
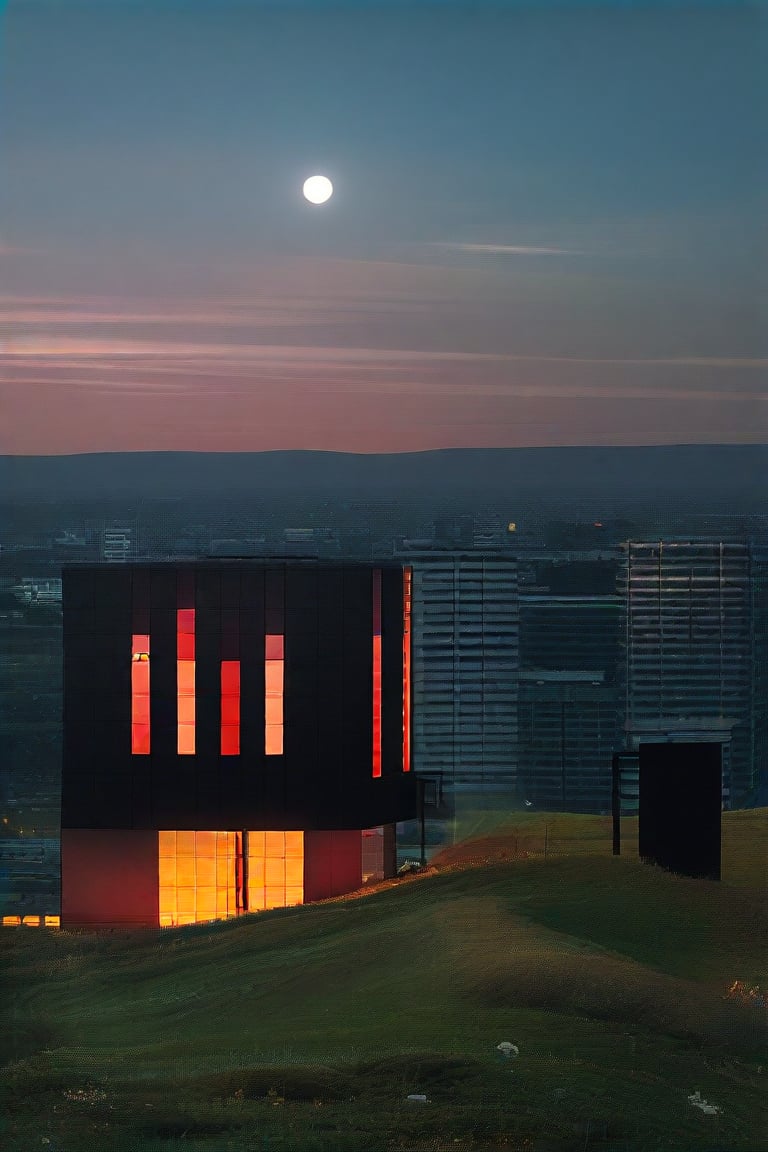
[302,174,333,204]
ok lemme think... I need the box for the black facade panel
[217,756,239,819]
[194,611,220,763]
[314,570,345,820]
[63,658,94,718]
[220,608,240,660]
[149,603,176,761]
[150,567,177,608]
[239,642,265,767]
[638,742,722,881]
[152,766,195,820]
[195,569,221,611]
[148,608,176,637]
[132,607,151,635]
[341,566,372,781]
[176,567,195,608]
[258,766,286,819]
[64,608,97,637]
[94,568,132,608]
[219,567,242,608]
[195,612,218,640]
[196,784,222,821]
[89,631,125,662]
[264,567,285,634]
[92,685,129,725]
[93,606,132,638]
[285,565,319,608]
[239,566,264,632]
[239,609,263,635]
[62,777,98,827]
[131,567,151,608]
[284,566,320,782]
[62,561,418,832]
[97,773,133,822]
[130,780,154,827]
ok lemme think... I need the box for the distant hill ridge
[1,445,766,500]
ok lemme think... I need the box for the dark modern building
[619,540,759,806]
[750,543,768,807]
[517,670,617,810]
[517,554,622,811]
[395,550,519,792]
[638,741,722,881]
[60,561,417,928]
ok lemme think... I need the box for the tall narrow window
[221,607,240,755]
[402,566,412,772]
[131,633,150,754]
[221,660,240,755]
[177,607,195,754]
[265,633,284,755]
[372,568,382,777]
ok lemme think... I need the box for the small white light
[303,175,333,204]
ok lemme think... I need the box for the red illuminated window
[373,569,382,777]
[265,634,284,755]
[221,660,240,755]
[403,567,412,772]
[131,633,150,754]
[177,609,195,754]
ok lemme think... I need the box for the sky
[0,0,765,455]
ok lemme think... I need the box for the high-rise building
[60,560,416,928]
[519,592,622,674]
[516,553,622,810]
[398,551,519,793]
[517,670,617,810]
[749,542,768,803]
[619,541,757,804]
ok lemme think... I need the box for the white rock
[687,1092,721,1115]
[406,1094,428,1103]
[497,1042,519,1058]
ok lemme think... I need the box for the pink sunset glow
[1,257,765,455]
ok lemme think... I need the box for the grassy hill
[1,810,766,1152]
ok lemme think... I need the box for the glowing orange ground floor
[2,915,60,928]
[59,826,395,929]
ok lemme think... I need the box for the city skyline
[2,0,765,455]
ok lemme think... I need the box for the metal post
[560,702,567,805]
[242,830,249,912]
[611,753,621,856]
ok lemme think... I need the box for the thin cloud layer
[2,250,765,453]
[3,331,765,373]
[433,243,585,256]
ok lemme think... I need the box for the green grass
[1,810,766,1151]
